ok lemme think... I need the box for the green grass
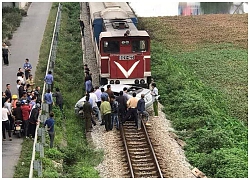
[40,2,102,177]
[138,14,247,177]
[172,43,248,123]
[150,42,248,178]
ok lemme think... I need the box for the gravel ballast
[80,2,196,178]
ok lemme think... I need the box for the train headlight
[115,80,120,84]
[140,79,145,84]
[110,80,114,84]
[134,79,139,84]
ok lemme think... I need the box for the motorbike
[14,120,23,138]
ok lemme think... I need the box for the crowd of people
[2,57,61,148]
[82,64,159,133]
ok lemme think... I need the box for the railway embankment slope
[138,14,248,178]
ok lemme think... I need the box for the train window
[103,41,120,53]
[132,40,147,52]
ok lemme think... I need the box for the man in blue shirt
[44,70,54,92]
[23,58,32,80]
[44,89,53,113]
[137,94,150,130]
[44,112,55,148]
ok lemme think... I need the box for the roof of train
[88,2,136,21]
[101,19,149,38]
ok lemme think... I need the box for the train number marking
[119,55,135,60]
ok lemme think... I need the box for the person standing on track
[94,86,102,109]
[124,92,139,129]
[116,91,127,124]
[110,95,119,130]
[137,94,150,130]
[89,88,101,122]
[85,71,92,93]
[100,96,112,131]
[2,42,11,66]
[82,96,93,132]
[106,84,114,100]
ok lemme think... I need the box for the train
[87,2,151,87]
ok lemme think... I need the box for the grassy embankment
[14,2,102,178]
[138,14,248,178]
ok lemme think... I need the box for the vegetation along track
[120,120,164,178]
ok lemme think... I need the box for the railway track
[120,120,164,178]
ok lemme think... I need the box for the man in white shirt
[151,83,159,117]
[89,88,101,122]
[94,86,102,109]
[2,105,12,141]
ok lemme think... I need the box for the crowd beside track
[2,54,62,148]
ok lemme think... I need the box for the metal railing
[29,3,62,178]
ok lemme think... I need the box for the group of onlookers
[2,59,41,141]
[81,64,159,132]
[2,58,61,148]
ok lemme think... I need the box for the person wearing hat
[11,94,18,109]
[28,103,41,139]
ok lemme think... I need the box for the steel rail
[142,122,164,178]
[120,124,135,178]
[29,3,61,178]
[121,120,164,178]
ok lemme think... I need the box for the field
[138,14,248,178]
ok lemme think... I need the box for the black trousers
[2,120,11,139]
[2,54,9,65]
[23,120,29,137]
[48,131,55,148]
[124,108,138,128]
[104,113,112,131]
[29,123,36,138]
[25,70,30,80]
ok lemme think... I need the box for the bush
[2,7,26,40]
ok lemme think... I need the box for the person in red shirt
[21,101,31,138]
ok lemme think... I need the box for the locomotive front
[89,2,151,87]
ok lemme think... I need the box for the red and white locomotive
[88,2,151,87]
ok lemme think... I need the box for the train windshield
[132,40,147,52]
[103,41,120,53]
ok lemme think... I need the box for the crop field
[138,14,248,178]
